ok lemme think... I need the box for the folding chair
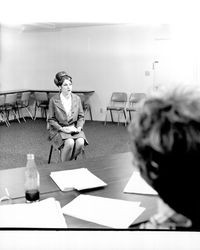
[4,93,20,124]
[0,95,10,126]
[104,92,127,126]
[126,93,146,122]
[34,92,49,120]
[17,91,33,121]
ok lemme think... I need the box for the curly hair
[54,71,72,87]
[129,87,200,229]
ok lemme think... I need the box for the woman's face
[60,79,72,95]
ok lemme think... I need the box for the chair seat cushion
[126,107,136,111]
[106,106,125,111]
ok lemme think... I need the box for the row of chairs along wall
[0,91,93,127]
[104,92,146,126]
[0,91,146,127]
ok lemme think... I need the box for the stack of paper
[123,171,158,195]
[0,198,67,228]
[50,168,107,191]
[62,194,145,228]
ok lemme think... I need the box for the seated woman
[129,87,200,230]
[48,71,88,162]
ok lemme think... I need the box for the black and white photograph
[0,0,200,249]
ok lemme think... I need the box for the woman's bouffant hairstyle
[54,71,72,87]
[129,87,200,229]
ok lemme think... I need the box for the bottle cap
[27,154,35,160]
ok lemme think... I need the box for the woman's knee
[64,139,75,149]
[76,138,85,149]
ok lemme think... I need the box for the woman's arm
[76,95,85,130]
[48,98,63,132]
[48,98,79,134]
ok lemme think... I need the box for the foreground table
[0,152,158,229]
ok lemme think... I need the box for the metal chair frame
[104,92,127,126]
[34,92,49,120]
[17,92,33,122]
[0,95,10,127]
[4,93,21,124]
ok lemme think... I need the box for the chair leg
[13,109,21,123]
[20,108,26,122]
[48,145,53,164]
[0,112,10,127]
[104,110,108,125]
[74,147,86,160]
[34,104,37,120]
[25,107,34,119]
[45,108,48,121]
[129,111,132,122]
[117,111,120,126]
[123,110,127,126]
[110,110,114,123]
[89,106,93,121]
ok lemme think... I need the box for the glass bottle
[24,153,40,202]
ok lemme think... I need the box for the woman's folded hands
[61,125,81,134]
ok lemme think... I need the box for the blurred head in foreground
[129,86,200,229]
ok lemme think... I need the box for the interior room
[1,2,200,247]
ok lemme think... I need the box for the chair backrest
[34,92,48,102]
[111,92,127,103]
[128,93,146,110]
[21,92,31,102]
[129,93,146,103]
[48,92,56,100]
[0,95,5,106]
[5,93,17,105]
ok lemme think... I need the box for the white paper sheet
[123,171,158,195]
[62,194,145,228]
[0,198,67,228]
[50,168,107,191]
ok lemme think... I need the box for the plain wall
[1,23,199,121]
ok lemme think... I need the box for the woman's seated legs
[72,138,85,160]
[61,138,75,162]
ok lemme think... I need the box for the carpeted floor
[0,119,131,169]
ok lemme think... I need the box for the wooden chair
[17,91,33,121]
[104,92,127,126]
[33,92,49,120]
[126,93,146,122]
